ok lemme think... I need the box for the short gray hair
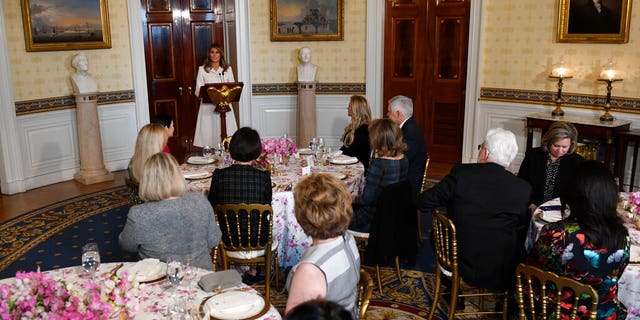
[483,128,518,167]
[388,95,413,117]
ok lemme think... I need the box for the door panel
[149,24,176,80]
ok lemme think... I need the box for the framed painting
[270,0,343,41]
[21,0,111,52]
[557,0,632,43]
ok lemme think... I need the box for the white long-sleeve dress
[193,65,238,148]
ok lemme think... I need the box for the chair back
[420,154,431,193]
[515,263,599,320]
[213,203,273,251]
[357,268,374,319]
[222,136,233,152]
[431,209,458,279]
[364,180,417,265]
[124,177,143,205]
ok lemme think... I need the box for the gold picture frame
[21,0,111,52]
[557,0,632,43]
[270,0,344,41]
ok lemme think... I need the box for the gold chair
[213,203,279,304]
[124,177,143,205]
[429,210,508,320]
[347,231,401,295]
[222,136,233,152]
[417,154,431,246]
[357,268,374,319]
[515,263,599,320]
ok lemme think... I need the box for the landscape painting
[21,0,111,51]
[270,0,343,41]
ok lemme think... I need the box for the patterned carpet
[0,185,455,319]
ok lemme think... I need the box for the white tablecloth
[182,155,365,268]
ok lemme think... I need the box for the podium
[200,82,243,142]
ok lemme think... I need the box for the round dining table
[181,153,366,268]
[0,262,282,320]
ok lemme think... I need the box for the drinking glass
[214,143,223,156]
[202,145,212,158]
[318,138,325,150]
[81,243,101,277]
[183,258,198,295]
[166,258,184,291]
[309,137,318,151]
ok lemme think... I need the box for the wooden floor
[0,161,453,224]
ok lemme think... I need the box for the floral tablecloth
[181,155,365,268]
[0,262,281,320]
[525,195,640,319]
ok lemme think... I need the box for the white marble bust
[71,53,98,94]
[297,47,317,82]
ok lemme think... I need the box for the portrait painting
[270,0,344,41]
[21,0,111,51]
[557,0,632,43]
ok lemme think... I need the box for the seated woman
[286,173,360,319]
[518,121,584,213]
[340,95,372,172]
[349,118,408,233]
[119,152,222,270]
[128,123,168,183]
[527,160,629,319]
[207,127,272,282]
[150,113,175,154]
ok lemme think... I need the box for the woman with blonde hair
[128,124,168,183]
[340,95,372,172]
[349,118,408,232]
[286,173,360,319]
[518,121,584,213]
[119,153,221,270]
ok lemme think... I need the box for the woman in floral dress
[528,160,629,319]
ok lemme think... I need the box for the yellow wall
[3,1,133,102]
[481,0,640,99]
[249,1,366,84]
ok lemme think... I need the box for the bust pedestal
[73,93,114,184]
[297,81,317,148]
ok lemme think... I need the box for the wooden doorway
[141,0,224,158]
[383,0,470,164]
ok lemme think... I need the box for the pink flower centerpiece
[0,270,139,320]
[255,137,297,168]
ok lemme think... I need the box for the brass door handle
[178,87,183,96]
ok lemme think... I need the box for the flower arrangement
[0,270,139,320]
[624,191,640,221]
[255,137,297,168]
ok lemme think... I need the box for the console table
[525,113,630,170]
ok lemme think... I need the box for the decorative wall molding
[480,87,640,111]
[252,83,365,95]
[14,90,135,115]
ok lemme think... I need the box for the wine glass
[81,243,101,278]
[202,145,212,158]
[166,258,184,291]
[183,259,198,297]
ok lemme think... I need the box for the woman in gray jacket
[119,152,221,270]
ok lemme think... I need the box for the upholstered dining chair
[515,263,599,320]
[213,203,279,304]
[429,210,508,320]
[417,154,431,246]
[353,180,417,294]
[357,268,374,319]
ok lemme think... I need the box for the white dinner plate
[328,171,347,180]
[118,259,166,283]
[187,156,216,165]
[330,155,358,165]
[202,290,266,320]
[184,171,213,180]
[298,148,314,155]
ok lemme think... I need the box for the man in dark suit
[421,128,531,292]
[387,95,428,198]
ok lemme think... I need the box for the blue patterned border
[252,83,365,95]
[15,90,135,115]
[479,87,640,110]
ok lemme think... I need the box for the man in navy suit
[387,95,428,199]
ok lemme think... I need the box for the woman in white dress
[193,43,238,148]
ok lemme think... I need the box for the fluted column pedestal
[297,81,317,148]
[73,93,114,185]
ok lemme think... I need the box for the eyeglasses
[477,143,484,151]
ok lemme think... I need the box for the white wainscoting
[250,94,352,148]
[474,100,640,188]
[16,102,137,190]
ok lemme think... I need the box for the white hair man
[387,95,427,198]
[421,127,531,303]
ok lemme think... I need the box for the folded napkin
[330,155,358,164]
[330,150,343,157]
[187,156,214,164]
[183,171,211,179]
[125,258,164,282]
[204,291,264,316]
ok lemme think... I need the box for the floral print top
[528,221,630,320]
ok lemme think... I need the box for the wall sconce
[548,61,572,117]
[597,61,622,122]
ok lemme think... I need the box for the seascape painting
[270,0,343,41]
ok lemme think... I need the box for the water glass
[166,258,184,289]
[183,259,198,291]
[81,243,101,276]
[202,145,212,158]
